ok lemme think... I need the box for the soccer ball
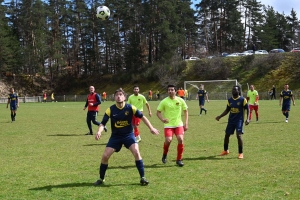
[96,6,110,20]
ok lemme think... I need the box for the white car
[242,50,254,55]
[255,50,268,54]
[227,53,242,57]
[185,57,200,61]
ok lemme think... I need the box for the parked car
[255,50,268,55]
[269,49,285,53]
[227,53,244,57]
[291,47,300,52]
[242,50,254,55]
[185,57,200,61]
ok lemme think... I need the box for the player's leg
[236,120,244,159]
[133,116,141,142]
[254,106,259,121]
[85,112,93,135]
[10,110,14,121]
[127,135,148,185]
[249,105,254,120]
[220,124,234,156]
[91,111,101,126]
[162,128,174,164]
[175,127,185,167]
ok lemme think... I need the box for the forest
[0,0,299,86]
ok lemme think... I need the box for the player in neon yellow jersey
[247,85,259,121]
[157,84,188,167]
[127,86,152,142]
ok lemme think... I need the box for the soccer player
[215,86,250,159]
[148,89,153,101]
[83,86,107,135]
[43,92,47,103]
[246,85,259,121]
[279,84,296,123]
[196,84,209,115]
[157,84,188,167]
[177,87,185,99]
[127,86,152,142]
[51,92,55,102]
[271,85,276,100]
[102,91,107,101]
[6,88,19,122]
[94,88,159,186]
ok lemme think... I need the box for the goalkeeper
[246,85,259,121]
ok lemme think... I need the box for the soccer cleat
[94,178,105,186]
[136,135,142,143]
[285,119,288,123]
[140,177,149,186]
[238,153,244,159]
[176,160,184,167]
[256,118,258,122]
[162,154,167,164]
[104,126,108,132]
[85,132,93,135]
[205,110,207,115]
[220,150,229,156]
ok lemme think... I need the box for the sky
[191,0,300,18]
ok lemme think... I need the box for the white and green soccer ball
[96,6,110,20]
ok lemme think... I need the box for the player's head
[199,84,204,90]
[10,88,14,93]
[250,85,254,91]
[232,85,241,96]
[284,84,289,90]
[114,88,126,103]
[133,85,139,95]
[167,84,177,97]
[89,86,95,93]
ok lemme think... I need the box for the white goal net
[184,80,242,100]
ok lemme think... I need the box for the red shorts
[132,115,141,126]
[164,126,184,137]
[249,105,258,111]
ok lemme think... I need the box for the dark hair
[167,84,177,91]
[133,85,139,89]
[233,85,241,95]
[114,88,126,95]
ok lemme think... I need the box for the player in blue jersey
[196,84,209,115]
[215,86,250,159]
[94,88,159,186]
[279,84,295,123]
[6,88,19,122]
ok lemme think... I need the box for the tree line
[0,0,299,80]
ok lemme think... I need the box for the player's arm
[141,116,159,135]
[6,98,10,108]
[215,106,230,121]
[93,94,101,106]
[183,109,188,131]
[206,92,209,102]
[292,96,295,106]
[279,94,283,106]
[95,112,109,140]
[83,97,88,110]
[254,94,259,105]
[16,94,19,107]
[145,102,152,117]
[244,102,250,125]
[156,110,169,124]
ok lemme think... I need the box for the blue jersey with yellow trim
[280,90,293,104]
[8,93,18,106]
[101,103,143,136]
[227,96,248,123]
[197,90,207,101]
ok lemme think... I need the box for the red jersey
[87,93,100,111]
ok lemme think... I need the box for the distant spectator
[271,85,276,100]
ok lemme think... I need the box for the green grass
[1,100,300,199]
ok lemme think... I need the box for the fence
[0,91,299,103]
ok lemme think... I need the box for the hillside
[1,52,300,98]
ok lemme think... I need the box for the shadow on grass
[108,163,174,170]
[83,143,107,146]
[47,134,83,136]
[184,155,235,160]
[29,182,139,191]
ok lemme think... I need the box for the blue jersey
[101,103,143,136]
[280,90,293,104]
[197,90,207,101]
[226,96,248,123]
[8,93,18,106]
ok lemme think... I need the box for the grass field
[1,100,300,200]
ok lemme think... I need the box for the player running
[7,88,19,122]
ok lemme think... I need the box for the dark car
[269,49,285,53]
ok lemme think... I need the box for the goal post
[184,79,242,100]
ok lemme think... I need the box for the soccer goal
[184,79,242,100]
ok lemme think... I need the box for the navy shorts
[106,133,136,152]
[225,120,244,135]
[199,99,205,106]
[282,103,290,111]
[10,105,17,111]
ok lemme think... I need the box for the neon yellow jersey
[247,90,259,105]
[127,94,147,111]
[157,96,188,127]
